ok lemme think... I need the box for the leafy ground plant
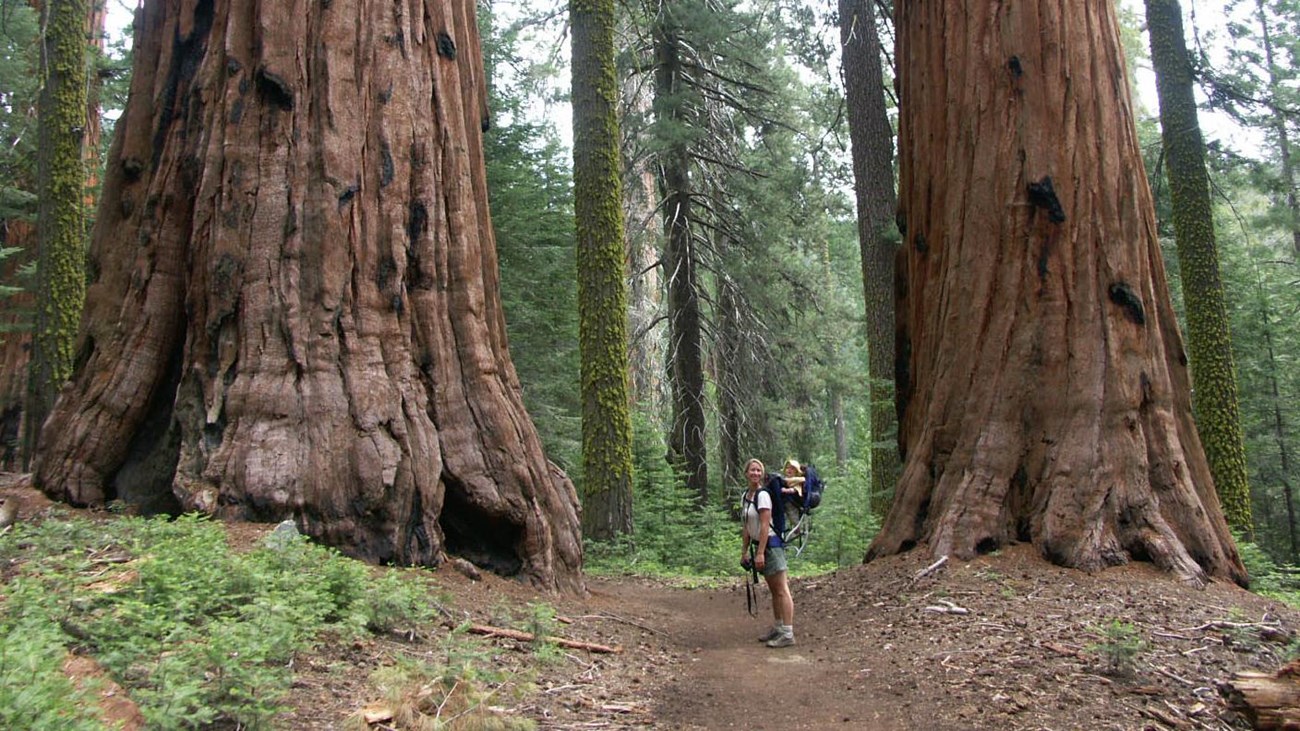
[0,513,440,729]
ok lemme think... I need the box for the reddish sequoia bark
[0,222,34,470]
[868,0,1246,587]
[33,0,584,592]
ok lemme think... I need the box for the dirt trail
[590,578,909,730]
[569,548,1300,731]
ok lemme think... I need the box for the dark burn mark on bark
[895,209,907,237]
[154,0,214,170]
[229,98,243,124]
[481,115,490,133]
[377,256,396,291]
[338,182,359,209]
[391,294,405,315]
[976,537,999,554]
[1027,176,1067,222]
[407,200,428,241]
[119,194,134,219]
[1108,282,1146,325]
[226,58,242,76]
[181,154,202,191]
[378,84,392,104]
[437,32,457,59]
[1008,55,1023,78]
[256,66,294,111]
[121,157,144,182]
[405,481,430,556]
[894,333,910,427]
[407,201,434,291]
[380,142,394,187]
[409,141,427,170]
[913,232,927,254]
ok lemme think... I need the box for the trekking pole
[744,543,759,616]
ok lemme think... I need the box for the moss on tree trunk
[1145,0,1253,535]
[26,0,89,467]
[572,0,634,539]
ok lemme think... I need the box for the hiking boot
[766,633,796,648]
[757,626,781,643]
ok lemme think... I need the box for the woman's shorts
[762,546,788,577]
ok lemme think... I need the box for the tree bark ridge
[35,0,583,592]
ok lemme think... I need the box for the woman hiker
[741,457,795,648]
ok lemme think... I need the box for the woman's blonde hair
[744,457,765,474]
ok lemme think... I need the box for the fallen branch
[1154,666,1193,686]
[1179,619,1281,633]
[922,600,969,615]
[571,611,665,636]
[464,623,622,654]
[913,555,948,583]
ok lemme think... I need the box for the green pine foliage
[482,6,583,483]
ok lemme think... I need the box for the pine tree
[25,0,89,465]
[1145,0,1253,535]
[572,0,634,538]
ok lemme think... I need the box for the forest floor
[3,481,1297,730]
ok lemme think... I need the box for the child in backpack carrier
[781,459,805,500]
[781,459,806,527]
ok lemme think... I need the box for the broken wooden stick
[913,555,948,582]
[464,623,622,654]
[923,599,969,615]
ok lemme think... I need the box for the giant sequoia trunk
[33,0,584,592]
[869,0,1247,587]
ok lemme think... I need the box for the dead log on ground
[1220,659,1300,729]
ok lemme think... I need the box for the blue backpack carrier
[801,463,824,511]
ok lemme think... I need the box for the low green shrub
[0,513,443,729]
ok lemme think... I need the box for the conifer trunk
[870,0,1246,587]
[1145,0,1253,535]
[26,0,89,467]
[654,8,708,502]
[1,0,102,469]
[33,0,584,592]
[839,0,899,515]
[1252,0,1300,260]
[572,0,633,539]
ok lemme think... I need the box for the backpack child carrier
[783,463,825,557]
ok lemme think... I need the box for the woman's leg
[766,571,794,627]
